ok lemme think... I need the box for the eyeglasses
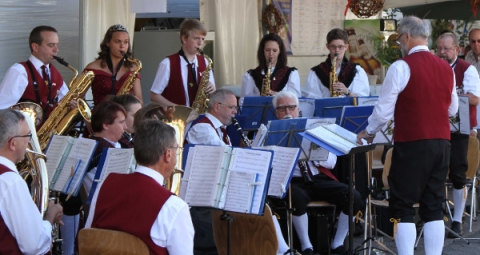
[396,33,405,45]
[471,39,480,44]
[218,103,239,111]
[328,45,346,50]
[8,133,32,143]
[168,145,183,156]
[275,105,297,112]
[436,47,454,52]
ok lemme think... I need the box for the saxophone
[37,57,94,150]
[117,52,142,96]
[261,59,272,96]
[191,48,213,114]
[330,53,341,97]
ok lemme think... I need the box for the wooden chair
[211,204,278,255]
[78,228,149,255]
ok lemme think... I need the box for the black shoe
[331,245,347,255]
[447,221,464,238]
[301,248,319,255]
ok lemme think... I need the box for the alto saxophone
[117,52,142,96]
[330,53,341,97]
[37,56,94,150]
[261,59,273,96]
[191,48,213,114]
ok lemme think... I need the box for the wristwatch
[366,131,375,137]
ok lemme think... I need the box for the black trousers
[388,139,450,223]
[290,174,364,216]
[449,133,469,189]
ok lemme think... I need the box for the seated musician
[105,94,142,148]
[86,119,194,254]
[0,109,64,254]
[273,91,364,255]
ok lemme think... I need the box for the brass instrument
[191,49,213,114]
[330,53,341,97]
[53,56,78,89]
[117,52,142,96]
[37,57,94,150]
[261,59,273,96]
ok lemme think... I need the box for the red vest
[19,61,64,120]
[0,165,23,255]
[162,53,206,106]
[91,172,172,255]
[454,58,478,129]
[394,52,452,142]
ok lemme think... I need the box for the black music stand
[240,96,277,131]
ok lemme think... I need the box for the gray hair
[0,109,25,146]
[438,32,459,46]
[207,89,236,110]
[272,91,299,108]
[398,16,429,40]
[134,119,176,166]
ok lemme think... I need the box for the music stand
[240,96,277,131]
[314,97,354,124]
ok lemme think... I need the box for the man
[303,28,370,98]
[86,119,194,254]
[0,108,63,254]
[0,26,68,121]
[150,19,215,108]
[357,16,459,255]
[465,28,480,73]
[273,91,363,255]
[437,32,480,238]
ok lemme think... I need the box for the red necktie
[187,63,198,106]
[314,165,339,182]
[220,127,230,145]
[41,65,50,85]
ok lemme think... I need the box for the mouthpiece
[53,56,69,67]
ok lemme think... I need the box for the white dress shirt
[454,58,480,97]
[365,45,459,135]
[0,156,53,255]
[86,165,194,255]
[303,65,370,98]
[150,55,215,107]
[240,67,301,97]
[186,113,229,145]
[0,55,68,109]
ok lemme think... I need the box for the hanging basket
[262,4,284,34]
[349,0,385,18]
[471,0,480,17]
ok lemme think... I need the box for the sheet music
[306,124,363,154]
[223,171,257,213]
[450,95,470,135]
[251,124,268,147]
[98,149,135,181]
[66,138,98,195]
[45,135,73,184]
[227,148,272,214]
[260,146,299,198]
[303,118,335,161]
[52,156,79,192]
[182,146,232,207]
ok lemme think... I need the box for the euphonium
[330,53,341,97]
[117,52,142,96]
[37,57,94,150]
[261,59,273,96]
[191,49,212,114]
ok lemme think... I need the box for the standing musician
[84,24,143,106]
[357,16,458,255]
[241,33,301,98]
[303,28,369,98]
[0,25,69,121]
[0,109,63,254]
[86,119,194,255]
[150,18,215,108]
[272,91,364,255]
[437,32,480,237]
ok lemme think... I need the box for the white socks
[395,222,416,255]
[60,214,80,255]
[272,215,290,254]
[423,220,444,255]
[452,187,467,223]
[331,212,352,249]
[292,213,313,251]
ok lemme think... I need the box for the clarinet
[298,161,314,185]
[232,117,252,147]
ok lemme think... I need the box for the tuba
[37,57,94,150]
[190,49,212,114]
[117,52,142,96]
[261,59,273,96]
[330,53,341,97]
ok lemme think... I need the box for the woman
[84,24,143,106]
[106,94,142,148]
[241,33,301,98]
